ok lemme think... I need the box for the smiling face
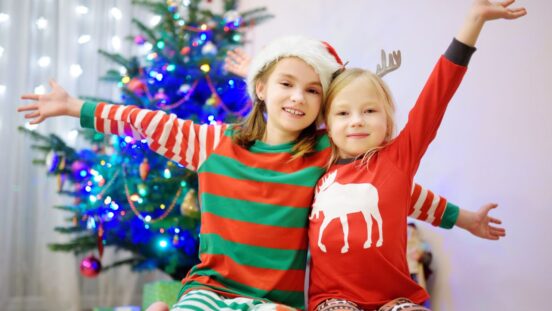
[325,69,395,159]
[255,57,323,144]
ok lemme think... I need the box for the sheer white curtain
[0,1,170,310]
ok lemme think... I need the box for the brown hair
[323,68,396,166]
[232,57,320,159]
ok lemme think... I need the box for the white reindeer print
[310,170,384,253]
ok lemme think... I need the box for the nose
[351,113,365,127]
[290,88,305,104]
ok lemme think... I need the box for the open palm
[18,80,75,124]
[473,0,527,21]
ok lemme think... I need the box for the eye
[364,108,377,114]
[307,88,321,95]
[336,111,348,116]
[280,81,292,87]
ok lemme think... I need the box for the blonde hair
[233,58,320,158]
[323,68,396,166]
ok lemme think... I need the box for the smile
[282,107,305,116]
[347,133,370,138]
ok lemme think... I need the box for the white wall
[239,0,552,310]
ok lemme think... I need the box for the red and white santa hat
[246,35,344,101]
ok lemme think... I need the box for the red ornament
[80,255,102,278]
[127,78,147,95]
[139,158,150,180]
[180,46,191,55]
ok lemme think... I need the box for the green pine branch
[54,226,87,234]
[48,235,97,254]
[132,18,159,43]
[98,50,133,69]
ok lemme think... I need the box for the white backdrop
[238,0,552,310]
[0,0,550,310]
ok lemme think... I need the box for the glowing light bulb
[110,7,122,20]
[200,64,210,73]
[78,35,91,44]
[34,85,46,94]
[150,15,161,26]
[111,36,121,50]
[36,17,48,29]
[70,64,83,77]
[75,6,89,15]
[38,56,51,68]
[0,13,10,24]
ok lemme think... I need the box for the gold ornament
[180,189,199,216]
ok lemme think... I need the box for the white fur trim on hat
[246,36,342,101]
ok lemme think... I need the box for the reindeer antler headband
[332,49,402,80]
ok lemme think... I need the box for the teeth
[283,107,305,116]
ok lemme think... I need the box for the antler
[376,49,401,78]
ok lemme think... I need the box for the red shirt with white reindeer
[308,48,470,310]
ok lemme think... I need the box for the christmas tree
[19,0,271,280]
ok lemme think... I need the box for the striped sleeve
[80,101,226,171]
[409,183,448,227]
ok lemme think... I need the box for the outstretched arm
[408,184,505,240]
[18,80,84,124]
[457,0,526,47]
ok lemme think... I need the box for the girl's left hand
[472,0,527,21]
[461,203,506,240]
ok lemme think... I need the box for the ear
[255,80,266,101]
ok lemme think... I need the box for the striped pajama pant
[171,290,298,311]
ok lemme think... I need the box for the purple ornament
[71,160,89,180]
[134,35,146,45]
[154,89,169,105]
[80,255,102,278]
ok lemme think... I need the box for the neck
[262,127,299,145]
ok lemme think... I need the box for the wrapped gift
[142,280,183,309]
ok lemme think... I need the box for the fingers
[481,203,498,215]
[24,111,40,119]
[506,7,527,19]
[49,79,58,89]
[234,48,251,61]
[227,48,249,64]
[500,0,515,8]
[21,94,40,101]
[29,116,44,125]
[489,216,502,224]
[17,104,39,112]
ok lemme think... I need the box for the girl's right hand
[18,80,83,124]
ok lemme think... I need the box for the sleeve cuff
[440,202,460,229]
[80,101,98,129]
[444,38,477,67]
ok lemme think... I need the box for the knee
[145,301,170,311]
